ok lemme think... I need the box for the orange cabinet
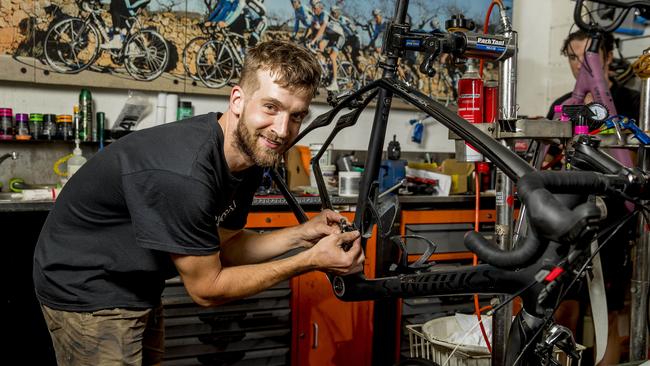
[245,212,375,366]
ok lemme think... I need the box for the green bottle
[96,111,105,147]
[79,88,93,142]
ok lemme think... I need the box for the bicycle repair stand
[443,8,522,365]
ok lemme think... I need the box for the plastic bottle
[41,114,57,140]
[457,61,484,162]
[67,145,87,178]
[96,111,105,149]
[56,114,73,141]
[79,88,93,141]
[457,61,484,123]
[177,101,193,120]
[0,108,14,140]
[15,113,31,140]
[29,113,43,140]
[483,80,498,123]
[73,105,80,140]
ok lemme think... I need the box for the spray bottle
[53,106,88,184]
[67,141,87,178]
[79,88,93,141]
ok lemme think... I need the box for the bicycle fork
[90,13,111,44]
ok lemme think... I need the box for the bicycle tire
[124,29,169,81]
[43,17,101,73]
[336,60,359,91]
[182,36,208,81]
[361,62,380,86]
[196,39,236,89]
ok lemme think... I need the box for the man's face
[234,70,311,167]
[314,6,322,15]
[566,38,612,80]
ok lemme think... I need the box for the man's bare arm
[172,230,363,307]
[218,210,345,266]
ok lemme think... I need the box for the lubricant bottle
[457,61,484,123]
[457,61,484,162]
[79,88,93,141]
[483,80,498,124]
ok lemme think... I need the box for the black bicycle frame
[267,0,615,363]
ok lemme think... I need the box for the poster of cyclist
[0,0,510,99]
[0,0,187,93]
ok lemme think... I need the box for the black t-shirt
[546,82,641,121]
[33,113,262,311]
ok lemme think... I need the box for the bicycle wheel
[361,62,380,86]
[43,18,100,73]
[336,60,359,90]
[124,29,169,81]
[196,39,235,89]
[182,36,208,81]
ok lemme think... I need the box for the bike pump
[492,11,518,366]
[631,46,650,361]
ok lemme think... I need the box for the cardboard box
[285,145,311,191]
[439,159,474,194]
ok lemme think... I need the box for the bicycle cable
[511,209,638,365]
[439,206,638,366]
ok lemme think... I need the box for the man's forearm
[197,249,316,306]
[219,226,304,266]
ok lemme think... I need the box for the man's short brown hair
[240,40,321,97]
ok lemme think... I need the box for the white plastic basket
[407,317,585,366]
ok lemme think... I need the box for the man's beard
[233,109,285,168]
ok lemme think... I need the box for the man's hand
[307,230,365,275]
[297,209,346,248]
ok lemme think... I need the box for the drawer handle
[312,322,319,349]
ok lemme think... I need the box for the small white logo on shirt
[216,201,237,226]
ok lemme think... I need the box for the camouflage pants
[41,305,164,366]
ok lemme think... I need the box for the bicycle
[192,24,245,89]
[181,27,209,82]
[361,47,420,90]
[304,41,359,92]
[267,0,650,365]
[42,0,169,81]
